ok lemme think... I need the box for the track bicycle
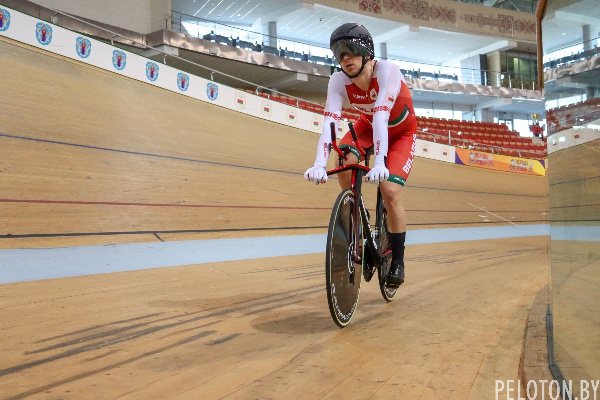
[325,122,398,328]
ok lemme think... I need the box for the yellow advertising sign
[455,148,546,176]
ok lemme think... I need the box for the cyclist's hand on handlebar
[304,166,328,185]
[365,165,389,185]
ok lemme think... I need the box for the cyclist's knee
[335,152,358,166]
[380,181,403,204]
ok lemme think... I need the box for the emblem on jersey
[76,37,92,58]
[0,9,11,32]
[261,100,272,117]
[146,62,159,81]
[36,22,52,45]
[311,116,321,131]
[369,88,377,101]
[177,73,189,91]
[386,92,396,103]
[112,50,127,70]
[206,82,219,101]
[234,93,246,109]
[287,109,297,124]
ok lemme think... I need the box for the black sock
[389,232,406,265]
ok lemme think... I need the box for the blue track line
[0,225,552,285]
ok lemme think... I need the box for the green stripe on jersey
[388,108,408,127]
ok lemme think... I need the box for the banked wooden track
[0,36,550,399]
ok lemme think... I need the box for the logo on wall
[112,50,127,70]
[441,148,449,159]
[76,37,91,58]
[0,9,11,31]
[261,101,272,117]
[311,116,321,131]
[206,83,218,101]
[36,22,52,45]
[234,93,246,109]
[177,73,189,91]
[146,62,159,81]
[287,109,297,124]
[421,144,429,155]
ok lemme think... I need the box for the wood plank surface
[0,237,549,399]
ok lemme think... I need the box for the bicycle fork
[346,192,359,284]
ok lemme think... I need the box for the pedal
[385,277,403,289]
[385,280,401,289]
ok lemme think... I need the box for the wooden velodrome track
[0,36,550,399]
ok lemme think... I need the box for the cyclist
[304,22,417,287]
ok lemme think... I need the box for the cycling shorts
[339,113,417,186]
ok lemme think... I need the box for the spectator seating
[248,90,548,159]
[547,97,600,135]
[416,116,547,159]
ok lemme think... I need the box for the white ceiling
[172,0,597,67]
[168,0,598,117]
[541,0,600,54]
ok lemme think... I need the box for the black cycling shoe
[386,260,405,288]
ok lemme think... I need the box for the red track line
[409,209,546,213]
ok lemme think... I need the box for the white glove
[365,165,389,185]
[304,166,328,185]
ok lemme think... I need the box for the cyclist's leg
[337,116,374,189]
[380,121,417,232]
[379,122,417,286]
[379,182,405,233]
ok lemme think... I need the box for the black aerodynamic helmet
[330,23,374,62]
[330,23,374,78]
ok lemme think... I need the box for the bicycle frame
[326,122,387,269]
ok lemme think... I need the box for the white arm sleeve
[313,73,347,167]
[371,62,403,166]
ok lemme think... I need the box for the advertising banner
[455,148,546,176]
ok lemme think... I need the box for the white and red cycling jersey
[313,59,417,185]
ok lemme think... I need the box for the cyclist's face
[340,53,364,75]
